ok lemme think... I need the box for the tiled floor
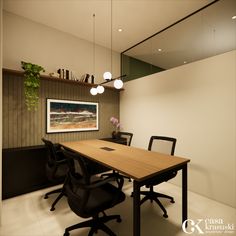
[0,181,235,236]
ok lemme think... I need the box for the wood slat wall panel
[8,75,15,147]
[16,77,23,147]
[3,76,9,148]
[3,74,120,148]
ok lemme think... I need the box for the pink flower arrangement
[110,116,120,132]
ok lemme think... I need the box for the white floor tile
[0,182,235,236]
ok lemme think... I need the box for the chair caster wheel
[50,207,55,211]
[170,199,175,203]
[117,217,122,223]
[64,232,69,236]
[163,214,168,218]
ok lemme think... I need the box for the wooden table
[60,139,190,236]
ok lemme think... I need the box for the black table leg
[133,180,141,236]
[182,164,188,225]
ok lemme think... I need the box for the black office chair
[62,148,126,236]
[118,131,133,146]
[140,136,177,218]
[101,131,133,182]
[42,138,68,211]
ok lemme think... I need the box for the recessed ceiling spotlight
[232,15,236,20]
[118,28,123,32]
[158,48,162,52]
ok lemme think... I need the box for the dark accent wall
[121,54,164,82]
[2,146,52,199]
[3,71,120,148]
[2,71,120,198]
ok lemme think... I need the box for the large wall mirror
[121,0,236,82]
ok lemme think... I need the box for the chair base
[44,187,65,211]
[64,212,121,236]
[44,187,62,199]
[140,189,175,218]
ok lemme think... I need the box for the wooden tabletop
[60,139,190,181]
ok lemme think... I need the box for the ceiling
[3,0,214,53]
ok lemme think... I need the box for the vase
[112,131,120,139]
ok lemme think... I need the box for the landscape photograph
[47,99,98,133]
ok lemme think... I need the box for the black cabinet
[2,139,127,199]
[2,146,58,199]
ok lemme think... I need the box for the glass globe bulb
[90,87,98,95]
[103,71,112,80]
[114,79,123,89]
[97,85,105,94]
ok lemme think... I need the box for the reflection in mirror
[121,0,236,82]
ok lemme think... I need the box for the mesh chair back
[62,148,126,221]
[62,148,91,214]
[42,138,58,164]
[119,132,133,146]
[42,138,68,181]
[148,136,176,156]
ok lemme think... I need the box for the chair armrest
[55,149,67,163]
[75,176,121,190]
[146,170,178,187]
[54,143,61,149]
[88,174,124,190]
[55,159,68,165]
[86,176,117,189]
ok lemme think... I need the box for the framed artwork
[46,99,99,133]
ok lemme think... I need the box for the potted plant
[110,116,121,139]
[21,61,45,111]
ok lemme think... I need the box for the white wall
[3,11,120,84]
[0,0,3,225]
[120,50,236,208]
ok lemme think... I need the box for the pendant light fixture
[90,1,124,96]
[114,78,123,89]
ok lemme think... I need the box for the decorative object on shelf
[57,68,70,79]
[90,1,125,96]
[110,116,121,139]
[49,72,60,78]
[21,61,45,111]
[91,75,95,84]
[81,74,95,84]
[46,98,99,133]
[80,73,90,82]
[71,71,80,81]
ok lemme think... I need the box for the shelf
[2,68,124,91]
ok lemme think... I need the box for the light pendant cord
[111,0,113,76]
[93,13,95,78]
